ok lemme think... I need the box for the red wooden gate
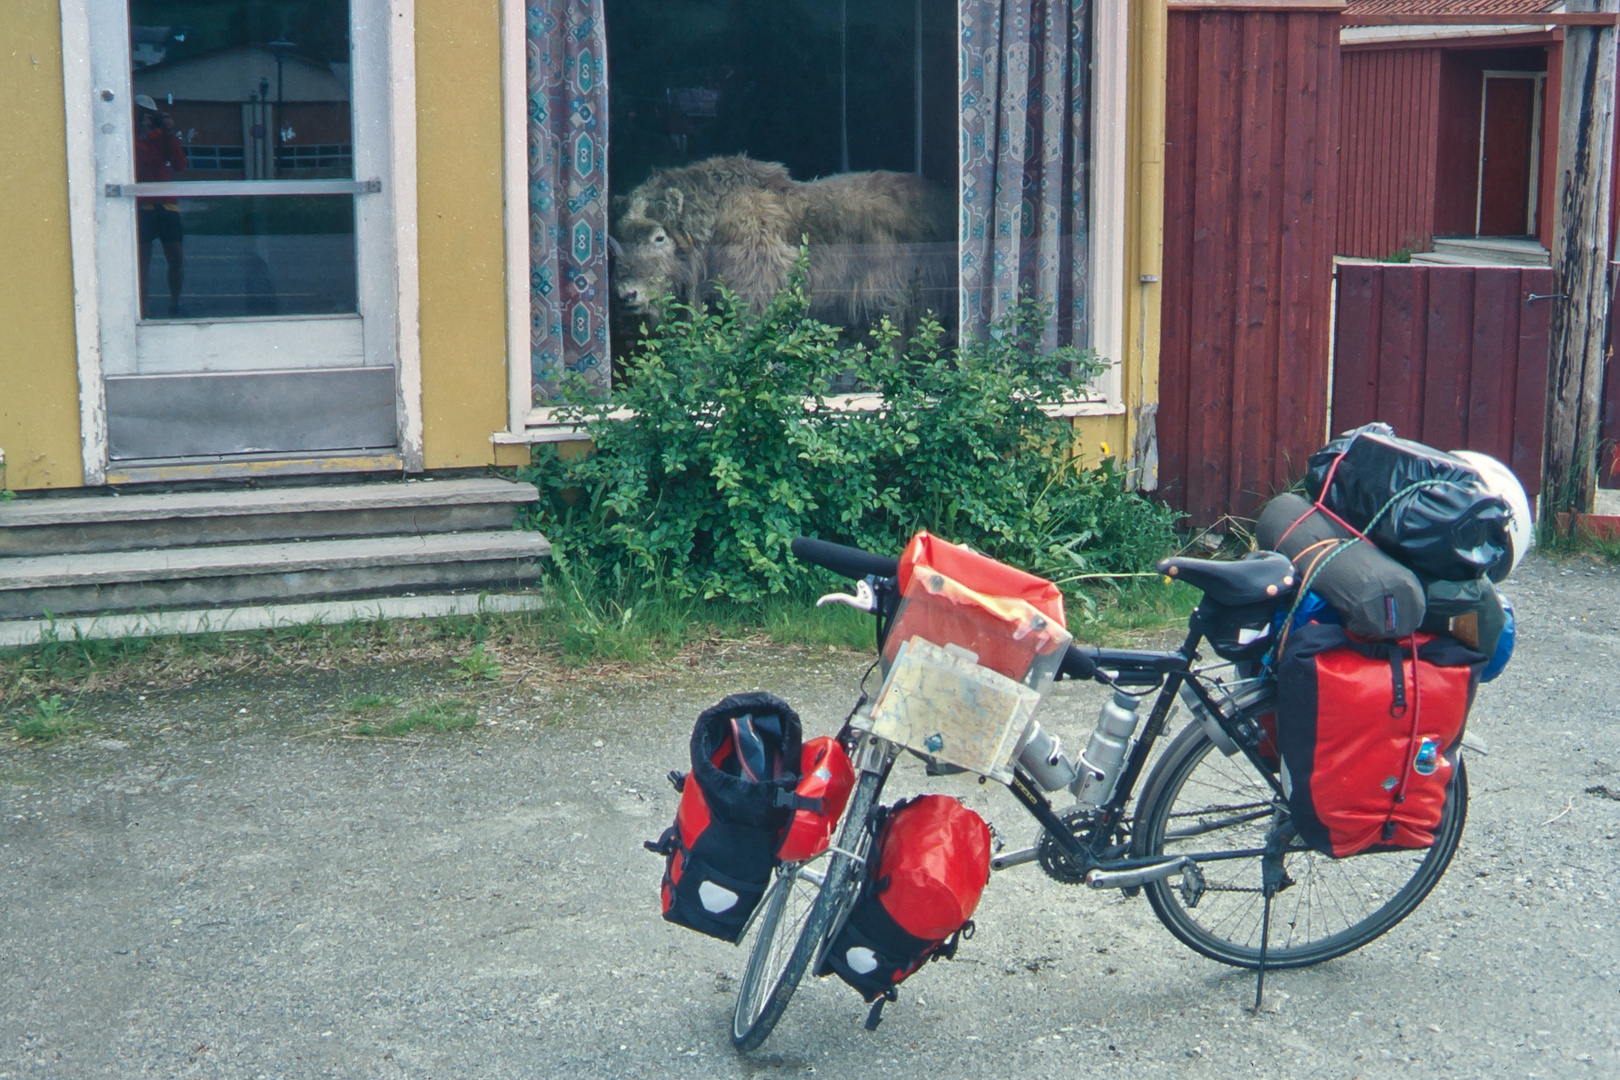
[1330,262,1554,499]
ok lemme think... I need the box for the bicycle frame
[857,619,1290,884]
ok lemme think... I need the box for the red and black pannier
[648,694,854,942]
[820,795,990,1013]
[648,693,803,942]
[1275,623,1486,857]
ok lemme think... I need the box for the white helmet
[1453,450,1532,579]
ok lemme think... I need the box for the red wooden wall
[1602,265,1619,488]
[1159,8,1341,526]
[1338,48,1442,259]
[1331,263,1553,499]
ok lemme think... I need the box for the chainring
[1036,808,1106,884]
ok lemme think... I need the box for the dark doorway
[1477,75,1538,237]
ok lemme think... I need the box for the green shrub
[520,272,1181,605]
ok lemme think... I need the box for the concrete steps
[0,477,550,625]
[1411,237,1551,267]
[0,477,536,555]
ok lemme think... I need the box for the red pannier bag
[775,736,856,863]
[883,531,1069,684]
[820,795,991,1009]
[1276,623,1486,857]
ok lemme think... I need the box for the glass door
[90,0,398,462]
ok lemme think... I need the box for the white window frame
[497,0,1129,444]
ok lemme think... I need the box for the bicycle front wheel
[731,767,883,1051]
[1133,721,1467,969]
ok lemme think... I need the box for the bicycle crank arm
[991,846,1040,871]
[1084,856,1197,891]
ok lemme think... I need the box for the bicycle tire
[731,767,884,1051]
[1133,720,1468,969]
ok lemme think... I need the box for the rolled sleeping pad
[1256,493,1426,640]
[1419,576,1507,661]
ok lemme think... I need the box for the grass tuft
[354,699,477,738]
[11,694,88,742]
[342,694,400,713]
[453,644,503,682]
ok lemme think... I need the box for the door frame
[1474,69,1546,239]
[59,0,424,484]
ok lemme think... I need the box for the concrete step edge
[0,592,548,649]
[0,478,539,529]
[0,532,552,590]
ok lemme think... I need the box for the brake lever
[816,578,877,613]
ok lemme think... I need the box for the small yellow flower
[1099,442,1111,457]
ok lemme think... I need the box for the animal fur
[611,155,955,334]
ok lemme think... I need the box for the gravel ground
[0,554,1616,1079]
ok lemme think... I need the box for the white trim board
[59,0,106,485]
[389,0,424,471]
[502,396,1126,444]
[501,0,533,436]
[0,592,546,649]
[1092,0,1129,409]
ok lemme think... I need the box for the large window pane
[605,0,959,372]
[142,195,357,319]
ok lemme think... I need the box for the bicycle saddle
[1158,551,1297,607]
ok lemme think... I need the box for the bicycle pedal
[1178,860,1207,908]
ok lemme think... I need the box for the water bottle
[1071,690,1142,806]
[1016,721,1078,792]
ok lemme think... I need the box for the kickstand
[864,989,897,1031]
[1252,830,1291,1015]
[1252,888,1272,1014]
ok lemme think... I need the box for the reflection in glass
[128,1,354,319]
[143,196,357,319]
[604,0,959,376]
[130,1,353,181]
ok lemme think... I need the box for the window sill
[492,396,1125,445]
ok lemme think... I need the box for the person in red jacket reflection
[134,95,188,318]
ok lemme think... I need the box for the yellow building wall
[415,0,511,469]
[0,2,83,491]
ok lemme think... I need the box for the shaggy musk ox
[611,155,955,334]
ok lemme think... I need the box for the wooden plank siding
[1330,263,1553,499]
[1337,48,1443,259]
[1159,9,1340,526]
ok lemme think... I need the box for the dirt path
[1,554,1616,1078]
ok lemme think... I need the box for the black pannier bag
[646,693,803,942]
[1304,423,1512,582]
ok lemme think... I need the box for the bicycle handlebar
[790,536,901,581]
[790,536,1098,682]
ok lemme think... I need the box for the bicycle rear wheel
[731,767,883,1050]
[1133,721,1467,969]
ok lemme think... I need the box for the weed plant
[520,273,1181,611]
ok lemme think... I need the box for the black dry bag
[646,693,803,942]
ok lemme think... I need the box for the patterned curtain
[959,0,1091,350]
[529,0,610,402]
